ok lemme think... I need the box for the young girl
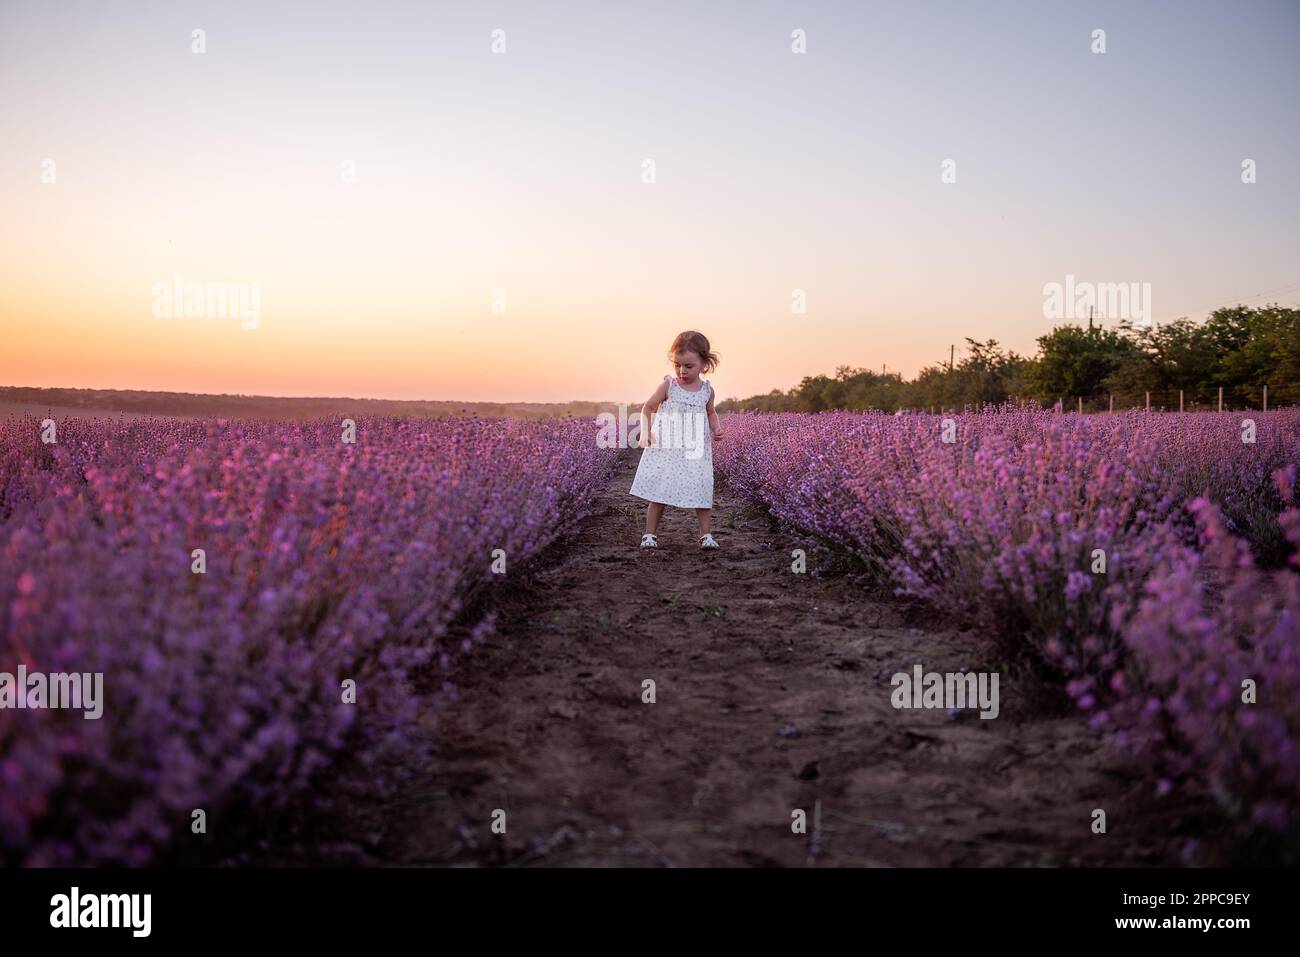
[629,330,724,549]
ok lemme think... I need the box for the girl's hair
[668,330,719,373]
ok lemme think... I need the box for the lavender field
[2,408,1298,866]
[0,414,618,865]
[715,409,1300,845]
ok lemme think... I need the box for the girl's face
[673,350,703,385]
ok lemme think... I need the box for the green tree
[1024,324,1135,402]
[722,305,1297,412]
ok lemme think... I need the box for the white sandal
[699,533,719,549]
[640,533,658,548]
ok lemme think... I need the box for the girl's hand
[712,426,723,440]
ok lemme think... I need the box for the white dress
[629,375,714,508]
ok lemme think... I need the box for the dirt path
[376,449,1217,866]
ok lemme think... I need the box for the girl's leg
[695,508,711,536]
[646,502,665,534]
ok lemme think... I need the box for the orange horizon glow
[3,2,1297,404]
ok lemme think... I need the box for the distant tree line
[717,305,1300,413]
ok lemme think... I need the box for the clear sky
[2,0,1297,403]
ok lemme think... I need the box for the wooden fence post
[1145,391,1150,411]
[1179,390,1184,413]
[1263,385,1268,412]
[1218,386,1223,412]
[1108,394,1113,413]
[1078,396,1083,414]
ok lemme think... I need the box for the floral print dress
[629,375,714,509]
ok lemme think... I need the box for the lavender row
[715,409,1300,840]
[0,414,618,865]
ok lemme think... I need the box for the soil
[372,449,1228,867]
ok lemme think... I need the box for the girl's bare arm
[638,379,670,447]
[706,389,722,438]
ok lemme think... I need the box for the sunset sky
[2,0,1298,403]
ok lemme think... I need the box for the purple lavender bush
[1095,468,1300,839]
[716,408,1300,840]
[0,414,616,865]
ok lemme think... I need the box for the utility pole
[949,344,954,373]
[1088,306,1093,332]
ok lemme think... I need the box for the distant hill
[0,386,639,422]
